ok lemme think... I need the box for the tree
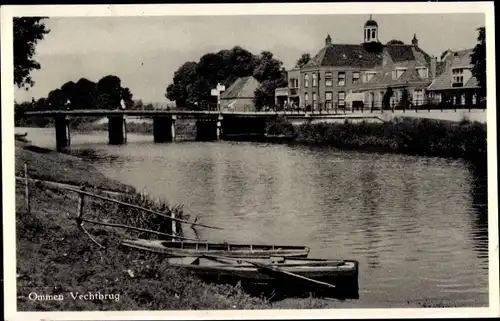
[73,78,97,109]
[387,39,404,45]
[295,53,311,68]
[96,75,122,109]
[121,87,133,107]
[166,61,199,108]
[13,17,50,89]
[471,27,486,98]
[253,51,288,109]
[165,46,287,110]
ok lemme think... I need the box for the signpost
[211,83,226,112]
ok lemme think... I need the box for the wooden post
[77,186,86,219]
[171,211,177,242]
[24,163,30,214]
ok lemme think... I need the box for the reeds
[294,117,486,161]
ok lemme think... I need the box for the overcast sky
[14,13,485,104]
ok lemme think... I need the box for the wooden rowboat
[165,255,359,299]
[120,238,310,258]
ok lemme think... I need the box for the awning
[345,93,365,102]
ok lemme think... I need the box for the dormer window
[392,67,407,80]
[417,67,428,79]
[452,68,464,87]
[363,71,377,83]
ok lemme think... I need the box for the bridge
[17,108,485,151]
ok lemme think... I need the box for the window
[394,68,406,80]
[304,73,309,88]
[363,71,376,83]
[290,78,299,88]
[461,94,466,105]
[325,72,332,86]
[353,72,360,84]
[325,91,333,109]
[472,94,477,105]
[452,68,464,87]
[304,93,309,105]
[417,67,428,79]
[312,92,317,109]
[338,91,346,107]
[413,89,424,106]
[312,73,317,87]
[338,72,346,86]
[371,29,376,39]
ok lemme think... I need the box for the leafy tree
[471,27,486,98]
[46,88,65,109]
[166,46,286,110]
[166,61,199,108]
[387,39,404,45]
[73,78,97,109]
[121,87,134,108]
[14,17,50,89]
[96,75,122,109]
[253,51,288,109]
[295,53,311,68]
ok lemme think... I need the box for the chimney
[430,56,437,79]
[325,34,332,46]
[412,34,418,47]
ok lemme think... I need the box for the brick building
[277,15,447,111]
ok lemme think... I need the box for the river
[17,127,489,308]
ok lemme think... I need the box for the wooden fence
[16,164,223,248]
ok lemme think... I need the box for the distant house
[277,15,456,110]
[426,49,481,106]
[220,76,260,111]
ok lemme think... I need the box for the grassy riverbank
[15,142,352,310]
[269,117,486,163]
[14,139,460,310]
[15,142,269,310]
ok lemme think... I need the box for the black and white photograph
[1,2,498,320]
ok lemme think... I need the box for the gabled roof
[446,49,474,68]
[304,43,431,69]
[303,44,382,69]
[360,60,431,89]
[427,48,479,91]
[220,76,260,99]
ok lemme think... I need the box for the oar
[200,255,336,289]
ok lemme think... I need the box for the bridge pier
[195,115,222,141]
[108,116,127,145]
[153,115,176,143]
[55,116,71,151]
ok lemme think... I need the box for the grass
[14,134,468,310]
[15,142,270,310]
[16,142,364,310]
[291,117,487,162]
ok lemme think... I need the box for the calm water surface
[19,128,489,307]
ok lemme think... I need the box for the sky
[14,13,485,104]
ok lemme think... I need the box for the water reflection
[468,163,488,261]
[16,128,490,307]
[359,161,381,268]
